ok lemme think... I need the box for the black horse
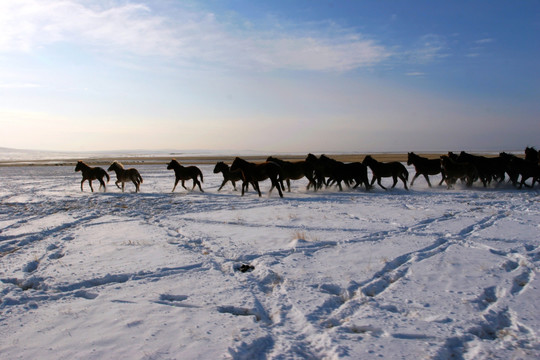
[525,147,539,164]
[440,155,477,189]
[167,159,204,192]
[266,156,316,191]
[230,157,284,198]
[407,152,445,187]
[363,155,409,190]
[213,161,243,191]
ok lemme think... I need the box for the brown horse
[167,159,204,192]
[107,161,143,193]
[407,152,445,187]
[230,157,284,198]
[75,161,109,192]
[266,156,316,191]
[439,155,478,189]
[213,161,242,191]
[363,155,409,190]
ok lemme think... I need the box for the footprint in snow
[155,294,196,308]
[48,251,64,260]
[74,290,98,299]
[22,260,39,273]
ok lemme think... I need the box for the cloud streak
[0,0,391,72]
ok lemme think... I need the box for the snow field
[0,163,539,359]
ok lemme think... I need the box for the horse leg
[217,180,226,191]
[133,179,139,193]
[272,176,284,198]
[81,179,85,192]
[377,177,387,190]
[115,180,122,190]
[181,180,188,190]
[370,175,377,187]
[89,180,94,192]
[306,174,317,191]
[195,179,204,192]
[99,178,106,192]
[254,182,262,197]
[391,176,398,188]
[423,174,432,187]
[172,178,179,192]
[401,175,409,190]
[121,182,125,192]
[410,173,420,186]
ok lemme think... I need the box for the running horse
[107,161,143,193]
[266,156,317,192]
[167,159,204,192]
[439,155,478,189]
[363,155,409,190]
[407,152,445,187]
[213,161,243,191]
[75,160,109,192]
[230,157,284,198]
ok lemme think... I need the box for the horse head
[525,147,538,162]
[213,161,229,174]
[362,155,374,166]
[230,157,244,171]
[75,161,84,172]
[305,153,318,163]
[167,159,178,170]
[407,152,415,165]
[108,161,122,172]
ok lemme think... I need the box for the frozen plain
[0,163,539,359]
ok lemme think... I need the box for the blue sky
[0,0,538,153]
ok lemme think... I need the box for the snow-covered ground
[0,163,539,359]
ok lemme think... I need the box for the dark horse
[500,152,540,189]
[167,159,204,192]
[213,161,243,191]
[230,157,284,198]
[525,146,539,164]
[456,151,505,187]
[75,161,109,192]
[305,153,336,190]
[439,155,478,189]
[267,156,316,191]
[363,155,409,190]
[107,161,143,193]
[407,152,445,187]
[317,155,370,191]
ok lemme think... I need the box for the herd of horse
[75,147,540,196]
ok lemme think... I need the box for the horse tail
[137,172,143,184]
[105,171,110,182]
[199,169,204,183]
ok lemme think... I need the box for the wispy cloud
[0,0,390,72]
[475,38,495,44]
[405,72,425,77]
[404,34,449,64]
